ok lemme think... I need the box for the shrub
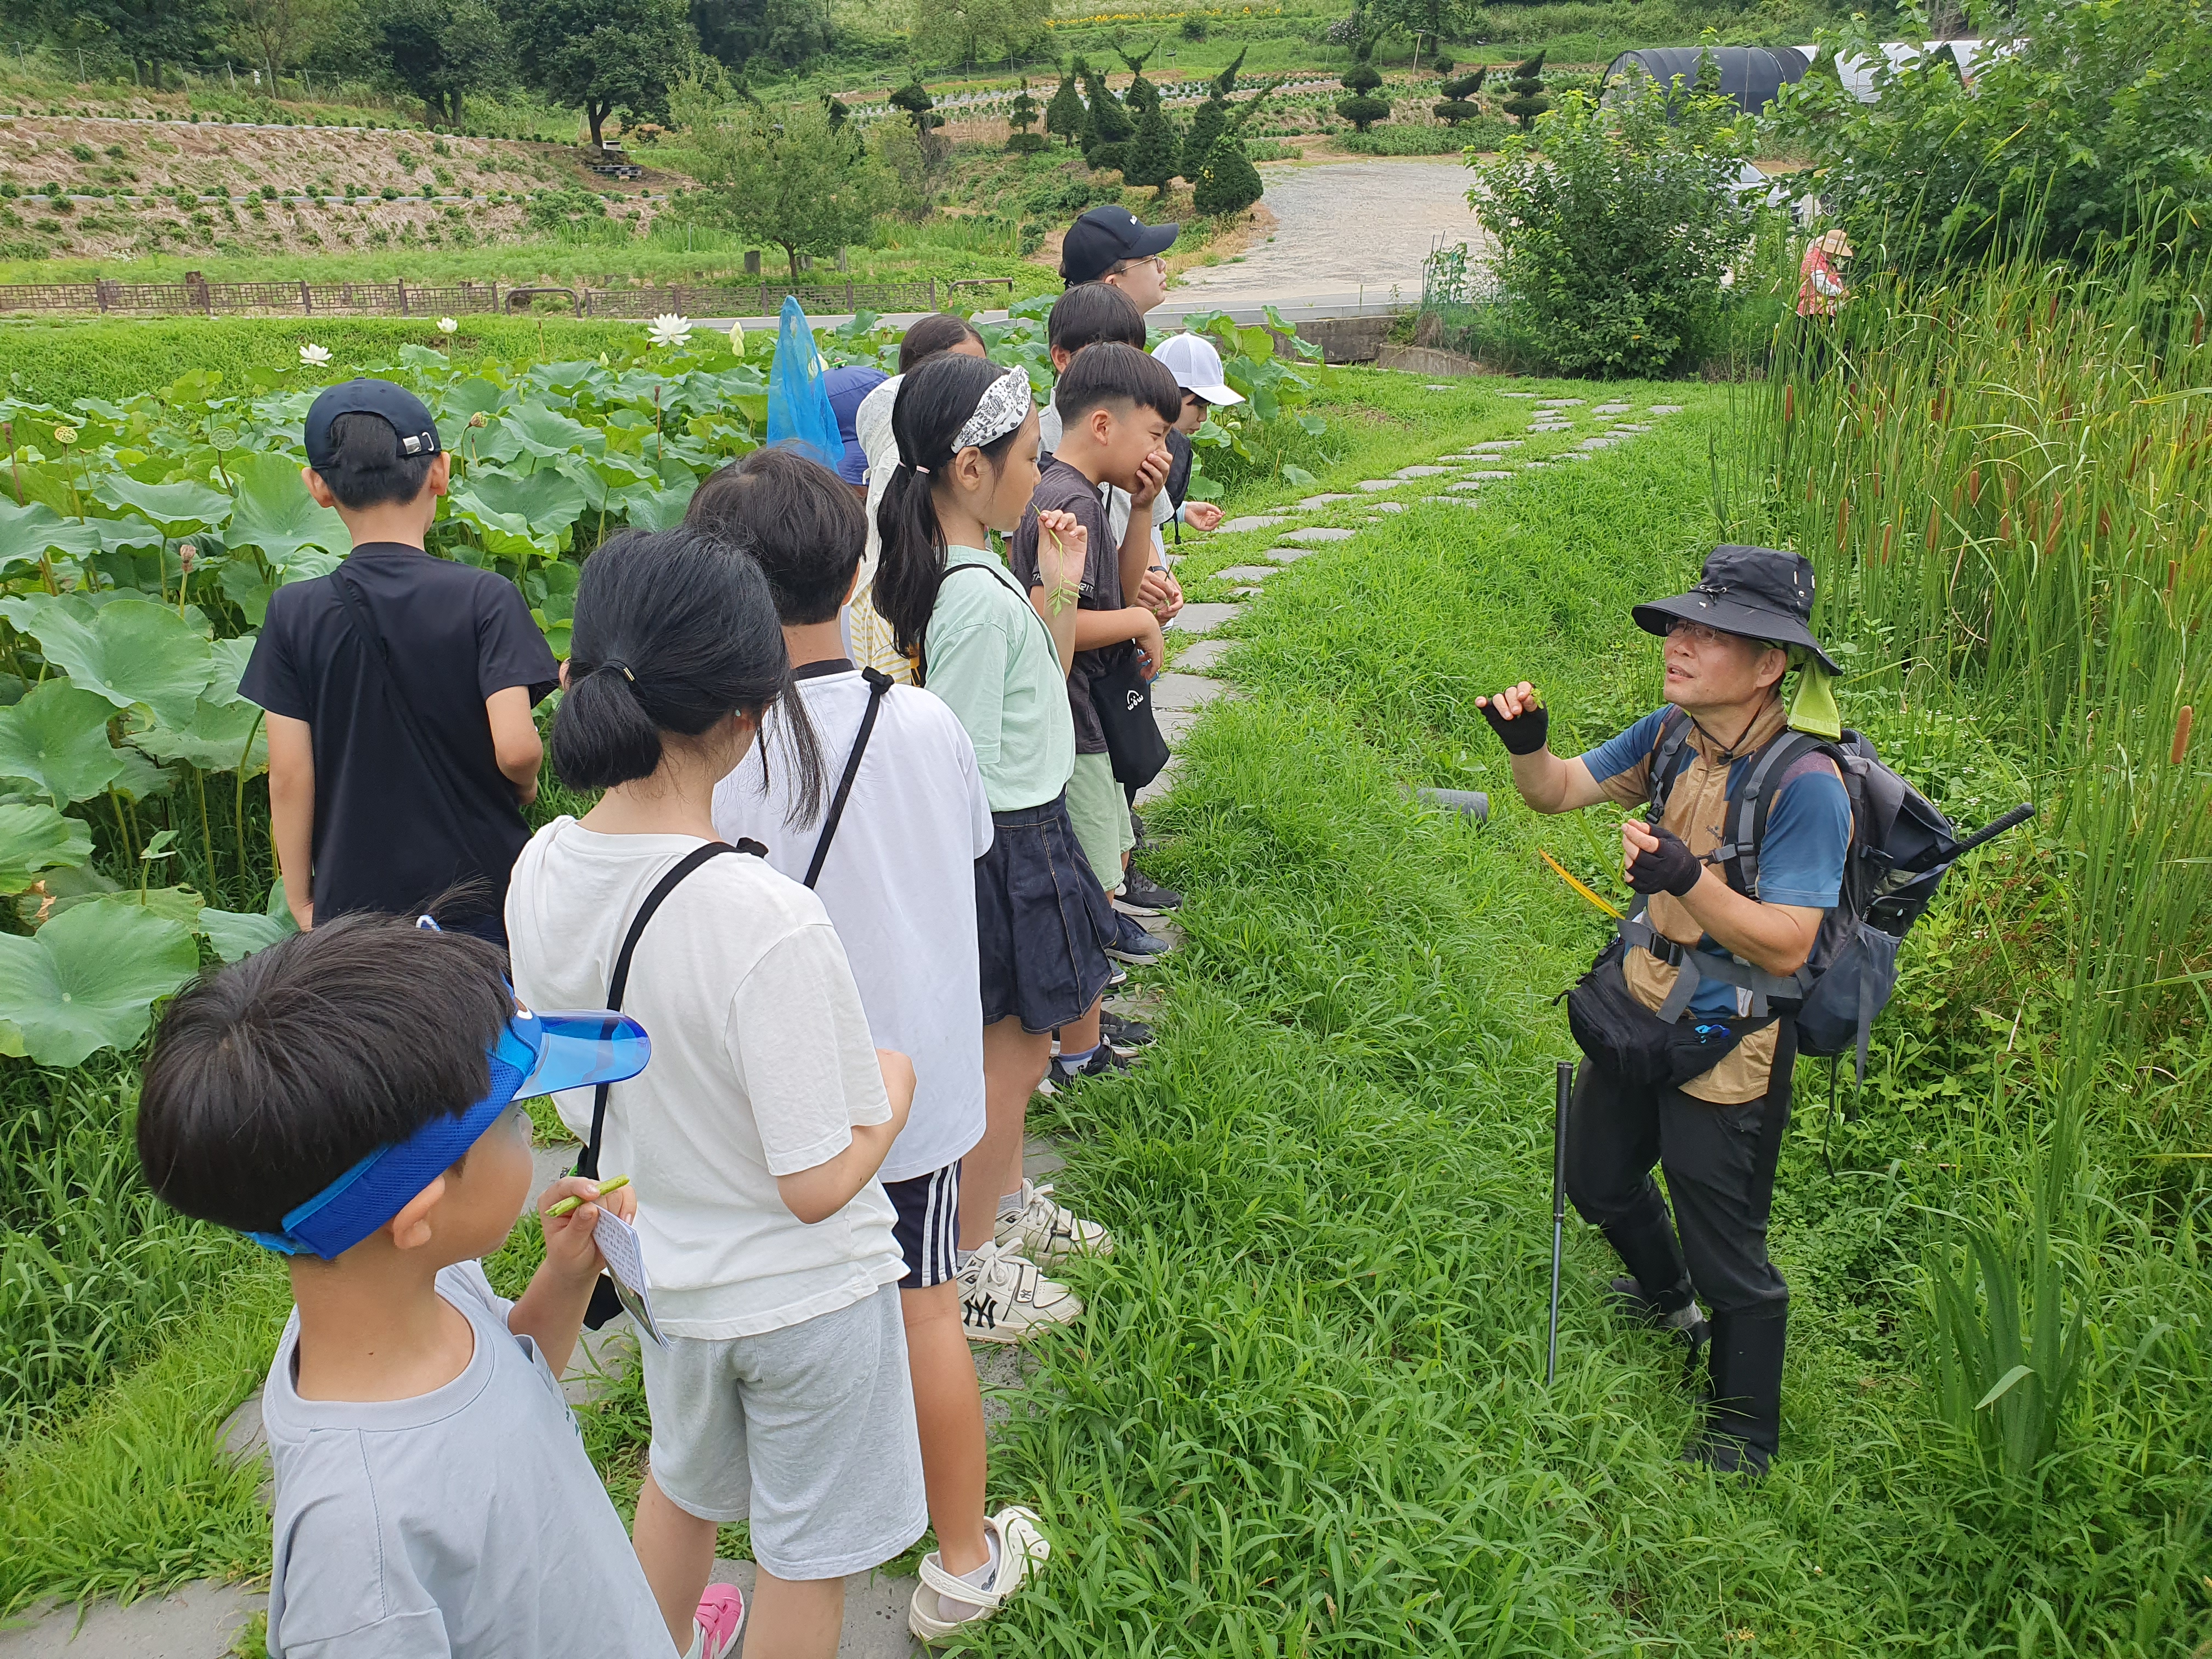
[1122,97,1181,188]
[1500,50,1552,129]
[1181,13,1206,37]
[1467,83,1757,375]
[1339,114,1510,154]
[1777,0,2212,271]
[1088,140,1128,176]
[1007,131,1049,154]
[1044,69,1086,148]
[1335,95,1391,132]
[1193,135,1263,215]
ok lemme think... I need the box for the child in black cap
[1058,204,1178,311]
[239,378,558,944]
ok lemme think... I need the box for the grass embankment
[968,402,2209,1654]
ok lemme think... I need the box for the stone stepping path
[1355,478,1403,492]
[1280,527,1356,543]
[1217,514,1288,534]
[1174,636,1234,673]
[1263,546,1314,562]
[1213,565,1279,583]
[1296,493,1356,507]
[1394,465,1453,478]
[1169,601,1242,634]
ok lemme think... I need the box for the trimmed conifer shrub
[1501,52,1553,131]
[1124,97,1181,189]
[1337,38,1389,132]
[1045,70,1086,148]
[1193,133,1263,215]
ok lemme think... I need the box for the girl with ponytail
[872,353,1114,1338]
[506,527,930,1659]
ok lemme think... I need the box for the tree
[1007,80,1047,152]
[690,0,830,72]
[1044,67,1085,147]
[225,0,341,82]
[1368,0,1468,70]
[1076,55,1132,162]
[1180,45,1245,177]
[1336,37,1389,132]
[1500,50,1551,131]
[887,78,941,133]
[1121,87,1180,189]
[1432,64,1486,123]
[54,0,222,88]
[372,0,509,127]
[1468,83,1756,375]
[507,0,698,151]
[1192,78,1278,215]
[684,97,894,276]
[910,0,1049,69]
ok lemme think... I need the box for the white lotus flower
[646,313,693,349]
[729,320,745,355]
[299,342,332,367]
[437,316,459,334]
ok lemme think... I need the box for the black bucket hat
[1632,544,1841,675]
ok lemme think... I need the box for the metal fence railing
[0,275,1016,320]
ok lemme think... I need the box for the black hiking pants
[1564,1019,1797,1321]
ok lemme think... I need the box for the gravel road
[1169,157,1489,308]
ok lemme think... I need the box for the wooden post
[928,276,937,311]
[397,279,409,315]
[846,279,854,311]
[300,279,312,313]
[759,282,768,315]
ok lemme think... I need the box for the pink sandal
[694,1583,746,1659]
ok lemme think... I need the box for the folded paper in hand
[592,1207,671,1349]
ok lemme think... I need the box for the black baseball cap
[305,379,442,472]
[1060,206,1180,286]
[1632,545,1842,675]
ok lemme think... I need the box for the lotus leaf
[464,469,589,539]
[207,636,256,702]
[613,481,698,531]
[488,405,606,465]
[0,893,201,1066]
[131,883,208,927]
[398,343,450,370]
[442,376,511,423]
[447,483,556,560]
[0,498,111,573]
[198,905,291,961]
[0,799,94,894]
[12,860,116,927]
[93,475,235,536]
[10,596,215,727]
[225,452,350,567]
[130,693,269,776]
[0,680,135,805]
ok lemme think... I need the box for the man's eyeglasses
[1665,617,1766,651]
[1114,254,1168,276]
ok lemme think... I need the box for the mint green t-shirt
[921,545,1075,812]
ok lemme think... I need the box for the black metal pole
[1547,1059,1571,1385]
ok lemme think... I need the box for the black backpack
[1618,709,2030,1113]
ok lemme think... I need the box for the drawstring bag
[766,295,845,471]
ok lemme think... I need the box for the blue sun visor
[245,1002,651,1261]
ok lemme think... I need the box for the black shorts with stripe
[883,1161,962,1289]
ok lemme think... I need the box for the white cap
[1150,332,1245,407]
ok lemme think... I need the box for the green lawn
[2,370,2202,1649]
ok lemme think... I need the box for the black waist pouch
[1564,939,1767,1089]
[1088,651,1170,791]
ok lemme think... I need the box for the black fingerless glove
[1627,823,1705,896]
[1480,697,1549,756]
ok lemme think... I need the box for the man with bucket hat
[1478,545,1852,1475]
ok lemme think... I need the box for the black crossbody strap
[576,840,751,1179]
[803,668,893,889]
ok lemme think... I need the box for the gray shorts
[641,1284,927,1581]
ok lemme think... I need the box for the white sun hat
[1150,332,1245,406]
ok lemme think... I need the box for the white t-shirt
[712,665,994,1184]
[506,819,902,1339]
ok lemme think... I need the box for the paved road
[1165,157,1488,312]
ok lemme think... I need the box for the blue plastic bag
[765,295,845,471]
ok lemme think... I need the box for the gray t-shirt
[261,1261,673,1658]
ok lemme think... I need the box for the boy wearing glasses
[1476,546,1851,1478]
[1058,205,1177,309]
[134,914,747,1658]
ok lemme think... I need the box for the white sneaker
[995,1178,1114,1265]
[907,1506,1052,1643]
[956,1242,1082,1343]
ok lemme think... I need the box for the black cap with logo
[1059,206,1180,285]
[305,378,443,472]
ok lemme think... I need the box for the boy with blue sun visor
[135,912,747,1659]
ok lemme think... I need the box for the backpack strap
[576,839,761,1180]
[916,559,1026,689]
[803,668,893,889]
[1646,706,1697,821]
[1714,731,1837,900]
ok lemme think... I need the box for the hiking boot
[955,1242,1082,1344]
[1104,911,1174,966]
[996,1177,1113,1263]
[1101,1008,1155,1051]
[1115,866,1182,916]
[1611,1273,1711,1381]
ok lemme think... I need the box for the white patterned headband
[953,366,1033,453]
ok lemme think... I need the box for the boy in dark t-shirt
[240,380,557,944]
[1008,342,1182,1085]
